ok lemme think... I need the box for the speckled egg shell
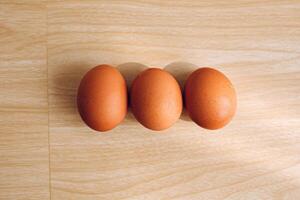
[130,68,182,131]
[77,65,127,132]
[184,67,236,130]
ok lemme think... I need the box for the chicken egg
[77,64,127,132]
[184,67,236,130]
[130,68,182,131]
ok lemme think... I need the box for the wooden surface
[1,1,300,199]
[0,2,49,200]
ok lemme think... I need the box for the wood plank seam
[46,1,52,200]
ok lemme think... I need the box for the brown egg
[77,65,127,131]
[130,68,182,131]
[184,67,237,130]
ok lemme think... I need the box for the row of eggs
[77,64,237,132]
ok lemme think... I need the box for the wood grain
[0,2,49,200]
[1,0,300,199]
[48,1,300,200]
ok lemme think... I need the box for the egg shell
[77,65,127,132]
[130,68,182,131]
[184,67,237,130]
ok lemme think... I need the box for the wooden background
[0,1,300,199]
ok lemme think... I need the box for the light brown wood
[0,1,49,200]
[1,0,300,199]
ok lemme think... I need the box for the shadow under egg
[164,61,198,122]
[117,62,149,124]
[52,61,92,117]
[164,61,198,90]
[117,62,148,91]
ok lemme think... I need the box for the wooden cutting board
[0,1,300,199]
